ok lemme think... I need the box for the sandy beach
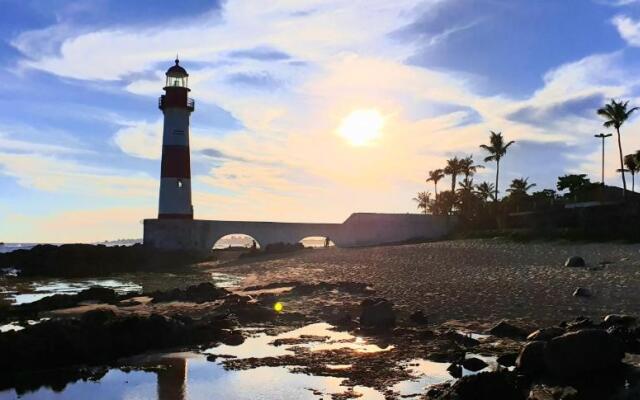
[212,239,640,325]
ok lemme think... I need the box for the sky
[3,0,640,242]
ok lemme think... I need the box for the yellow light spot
[337,109,385,146]
[274,302,284,313]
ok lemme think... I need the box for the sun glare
[338,109,385,146]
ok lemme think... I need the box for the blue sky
[3,0,640,241]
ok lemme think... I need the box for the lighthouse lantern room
[157,58,194,219]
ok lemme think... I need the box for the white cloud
[612,15,640,46]
[7,0,640,237]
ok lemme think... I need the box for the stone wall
[143,213,457,251]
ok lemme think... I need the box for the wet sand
[211,239,640,325]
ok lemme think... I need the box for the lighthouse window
[177,179,183,188]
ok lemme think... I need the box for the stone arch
[211,233,261,250]
[299,235,335,248]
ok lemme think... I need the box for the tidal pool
[0,323,497,399]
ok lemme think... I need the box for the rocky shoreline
[1,278,640,399]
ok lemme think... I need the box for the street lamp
[594,133,612,185]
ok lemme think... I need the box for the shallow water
[0,322,486,399]
[0,272,243,305]
[5,279,143,305]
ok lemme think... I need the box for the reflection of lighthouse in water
[157,358,187,400]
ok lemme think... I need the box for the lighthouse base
[143,213,457,251]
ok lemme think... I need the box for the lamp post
[595,133,612,186]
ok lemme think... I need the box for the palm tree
[475,181,496,202]
[426,169,445,199]
[459,155,484,185]
[412,191,431,214]
[597,99,638,198]
[444,156,465,193]
[624,153,639,192]
[479,131,515,201]
[506,177,536,196]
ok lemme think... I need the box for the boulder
[528,385,578,400]
[544,329,625,378]
[462,357,488,372]
[359,298,395,329]
[516,340,547,375]
[572,287,591,298]
[447,362,462,378]
[409,309,429,325]
[527,327,565,342]
[497,353,518,367]
[603,314,636,328]
[489,320,529,339]
[564,256,585,268]
[437,371,525,400]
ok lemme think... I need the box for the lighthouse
[157,58,195,219]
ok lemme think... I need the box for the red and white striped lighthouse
[158,58,194,219]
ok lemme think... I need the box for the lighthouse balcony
[159,95,195,111]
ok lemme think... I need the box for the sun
[338,109,385,146]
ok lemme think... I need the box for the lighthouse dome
[166,58,188,77]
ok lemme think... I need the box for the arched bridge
[143,213,457,251]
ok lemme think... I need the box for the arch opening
[213,234,260,250]
[299,236,335,248]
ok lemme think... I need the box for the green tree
[624,153,639,192]
[506,177,536,197]
[479,131,515,201]
[597,99,638,197]
[475,181,496,202]
[444,156,465,193]
[557,174,591,201]
[426,169,445,199]
[459,155,484,185]
[412,191,431,214]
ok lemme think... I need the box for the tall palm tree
[506,177,536,196]
[444,156,465,193]
[459,155,484,185]
[412,191,431,214]
[475,181,496,202]
[426,169,445,199]
[597,99,638,198]
[624,153,639,192]
[479,131,515,201]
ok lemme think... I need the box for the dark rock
[489,320,529,339]
[359,298,395,329]
[564,317,595,331]
[462,357,488,372]
[0,312,232,381]
[220,330,244,346]
[150,282,228,303]
[410,309,429,325]
[0,243,209,277]
[447,363,463,378]
[606,325,640,353]
[437,371,525,400]
[527,385,578,400]
[603,314,636,328]
[527,327,565,342]
[572,287,591,297]
[516,340,547,375]
[497,353,518,367]
[544,329,625,378]
[565,256,585,268]
[442,330,480,347]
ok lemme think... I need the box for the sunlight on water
[7,279,142,305]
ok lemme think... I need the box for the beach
[213,239,640,325]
